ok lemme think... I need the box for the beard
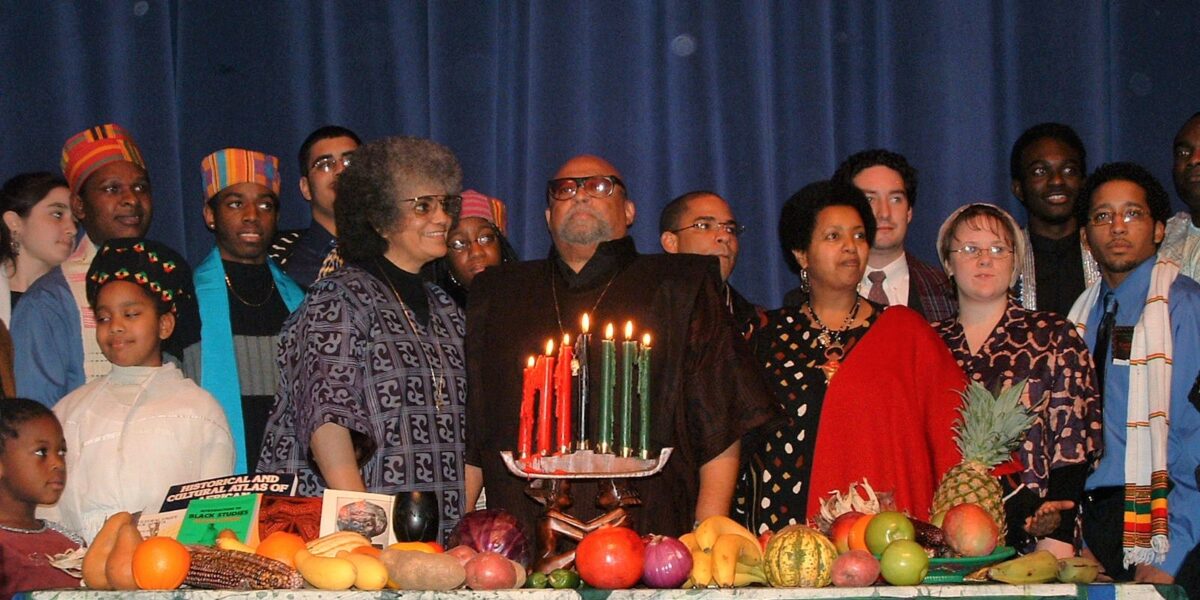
[556,205,613,246]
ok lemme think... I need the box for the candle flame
[545,339,555,355]
[527,355,536,368]
[642,333,651,346]
[624,320,634,340]
[581,313,591,333]
[562,333,571,346]
[604,323,614,339]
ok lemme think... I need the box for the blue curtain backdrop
[2,1,1197,307]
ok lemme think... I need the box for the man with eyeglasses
[658,190,758,335]
[465,154,776,538]
[1066,162,1200,590]
[270,125,361,289]
[1009,123,1100,316]
[193,148,304,474]
[1162,112,1200,282]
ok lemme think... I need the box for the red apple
[941,503,998,557]
[757,530,773,553]
[829,511,866,554]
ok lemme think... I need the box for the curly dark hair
[0,172,70,265]
[831,149,918,208]
[778,180,876,274]
[1075,162,1172,227]
[0,397,58,453]
[1009,122,1087,181]
[334,137,463,262]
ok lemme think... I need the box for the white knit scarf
[1068,256,1178,567]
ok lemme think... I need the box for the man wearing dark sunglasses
[465,154,776,539]
[658,190,758,336]
[270,125,361,289]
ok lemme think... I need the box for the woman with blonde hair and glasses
[933,203,1102,556]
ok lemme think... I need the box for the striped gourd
[762,525,838,587]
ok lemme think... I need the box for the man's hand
[1023,499,1074,537]
[1134,564,1174,584]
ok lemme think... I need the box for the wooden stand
[526,477,642,574]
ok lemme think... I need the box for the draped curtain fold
[2,0,1196,307]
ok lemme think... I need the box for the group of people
[1,112,1199,596]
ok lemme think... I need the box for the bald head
[545,154,636,269]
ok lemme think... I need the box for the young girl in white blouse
[41,238,234,542]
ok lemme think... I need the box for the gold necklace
[374,259,447,410]
[548,260,620,338]
[805,298,862,382]
[224,273,276,307]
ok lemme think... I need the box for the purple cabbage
[448,508,530,566]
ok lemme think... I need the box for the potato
[380,549,466,590]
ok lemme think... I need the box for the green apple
[865,511,915,555]
[880,539,929,586]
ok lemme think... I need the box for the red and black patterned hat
[86,238,192,313]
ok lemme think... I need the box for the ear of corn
[184,545,305,589]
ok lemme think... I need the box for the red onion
[641,534,693,588]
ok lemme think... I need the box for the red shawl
[806,306,966,521]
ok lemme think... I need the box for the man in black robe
[465,155,776,538]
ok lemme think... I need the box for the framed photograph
[319,489,397,547]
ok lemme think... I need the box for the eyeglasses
[949,244,1014,260]
[547,175,625,202]
[1088,207,1148,227]
[310,154,353,174]
[400,195,462,216]
[670,218,745,237]
[447,231,498,253]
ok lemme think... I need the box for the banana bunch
[987,550,1059,584]
[682,516,767,588]
[306,531,372,557]
[1057,556,1101,584]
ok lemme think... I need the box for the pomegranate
[941,503,999,557]
[831,549,880,587]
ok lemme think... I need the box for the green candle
[638,333,652,459]
[619,321,635,457]
[598,323,615,454]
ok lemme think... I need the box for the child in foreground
[0,398,84,597]
[41,238,235,542]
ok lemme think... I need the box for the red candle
[518,355,536,458]
[536,339,556,456]
[555,333,573,454]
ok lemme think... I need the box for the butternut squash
[82,512,132,589]
[104,521,144,590]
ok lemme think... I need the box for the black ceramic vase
[393,490,440,542]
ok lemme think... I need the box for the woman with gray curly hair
[258,136,470,543]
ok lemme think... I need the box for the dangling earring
[799,268,810,293]
[9,240,18,256]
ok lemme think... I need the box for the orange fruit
[256,531,307,567]
[848,513,874,552]
[352,544,382,557]
[131,537,190,590]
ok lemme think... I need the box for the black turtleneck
[366,257,431,326]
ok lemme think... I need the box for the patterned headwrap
[86,238,193,315]
[458,189,508,235]
[60,123,146,193]
[200,148,281,200]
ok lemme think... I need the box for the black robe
[466,237,776,538]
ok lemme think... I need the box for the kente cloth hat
[200,148,281,200]
[459,189,508,235]
[86,238,193,315]
[60,123,146,193]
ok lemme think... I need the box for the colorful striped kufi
[60,123,146,193]
[200,148,281,200]
[458,189,508,235]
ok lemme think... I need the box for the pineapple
[930,380,1035,538]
